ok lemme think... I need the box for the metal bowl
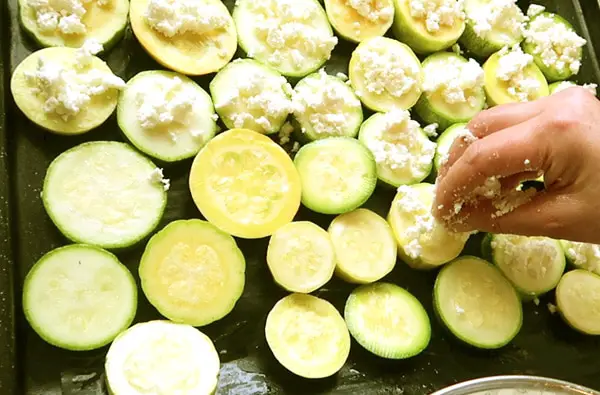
[431,376,600,395]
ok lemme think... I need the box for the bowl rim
[430,375,600,395]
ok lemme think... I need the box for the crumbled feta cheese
[365,110,436,179]
[214,64,293,134]
[564,241,600,274]
[136,75,200,138]
[25,55,125,121]
[422,56,484,106]
[346,0,394,23]
[278,122,294,145]
[472,176,502,199]
[491,187,537,218]
[395,185,436,259]
[496,45,540,102]
[468,0,526,43]
[524,14,586,74]
[247,0,338,70]
[291,141,301,153]
[527,4,545,18]
[533,297,540,306]
[75,38,103,67]
[28,0,107,35]
[524,159,531,166]
[423,123,438,137]
[149,168,170,191]
[292,71,361,137]
[547,303,557,314]
[552,81,598,96]
[145,0,229,37]
[409,0,464,33]
[355,37,421,99]
[336,72,349,81]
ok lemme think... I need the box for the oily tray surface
[2,0,600,394]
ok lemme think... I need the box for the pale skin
[433,87,600,244]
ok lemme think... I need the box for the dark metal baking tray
[2,0,600,394]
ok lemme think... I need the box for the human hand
[433,87,600,244]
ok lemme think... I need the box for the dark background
[2,0,600,394]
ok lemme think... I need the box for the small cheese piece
[346,0,394,23]
[496,45,541,102]
[408,0,465,33]
[394,185,436,259]
[524,14,586,75]
[468,0,526,41]
[149,167,170,191]
[551,81,597,96]
[527,4,545,18]
[28,0,107,35]
[422,56,484,107]
[135,75,201,140]
[293,69,362,139]
[563,241,600,275]
[145,0,230,38]
[24,47,125,121]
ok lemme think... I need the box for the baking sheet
[2,0,600,393]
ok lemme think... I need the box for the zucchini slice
[328,208,397,284]
[414,52,486,130]
[11,46,124,135]
[358,110,436,187]
[324,0,394,43]
[483,46,549,105]
[42,141,167,249]
[460,0,526,58]
[210,59,293,135]
[392,0,465,54]
[523,12,586,82]
[266,221,336,294]
[433,122,470,174]
[349,36,422,112]
[434,256,523,349]
[293,70,363,141]
[294,137,377,215]
[265,293,350,379]
[118,70,218,162]
[561,240,600,275]
[189,128,301,239]
[19,0,129,49]
[345,282,431,359]
[139,219,245,327]
[556,270,600,335]
[23,244,137,351]
[130,0,237,76]
[105,321,220,395]
[233,0,338,77]
[483,234,565,297]
[388,183,471,269]
[549,81,597,96]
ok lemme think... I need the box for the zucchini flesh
[434,256,522,349]
[556,270,600,335]
[345,282,431,359]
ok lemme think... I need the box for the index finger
[467,99,546,138]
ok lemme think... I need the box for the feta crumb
[355,37,421,100]
[28,0,108,35]
[496,45,540,102]
[422,57,484,106]
[527,4,545,18]
[248,0,338,70]
[145,0,229,37]
[524,159,531,166]
[346,0,394,23]
[524,14,586,74]
[564,241,600,274]
[547,303,557,314]
[552,81,597,96]
[365,109,436,179]
[491,187,537,218]
[291,141,301,153]
[409,0,464,33]
[149,168,170,191]
[423,123,438,137]
[75,39,103,67]
[533,297,540,306]
[136,75,202,138]
[211,113,219,122]
[25,55,125,121]
[335,72,349,81]
[278,122,294,145]
[469,0,526,43]
[395,185,436,259]
[292,71,361,138]
[214,64,293,134]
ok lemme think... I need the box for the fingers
[467,99,546,138]
[436,133,475,180]
[434,116,549,218]
[446,191,587,242]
